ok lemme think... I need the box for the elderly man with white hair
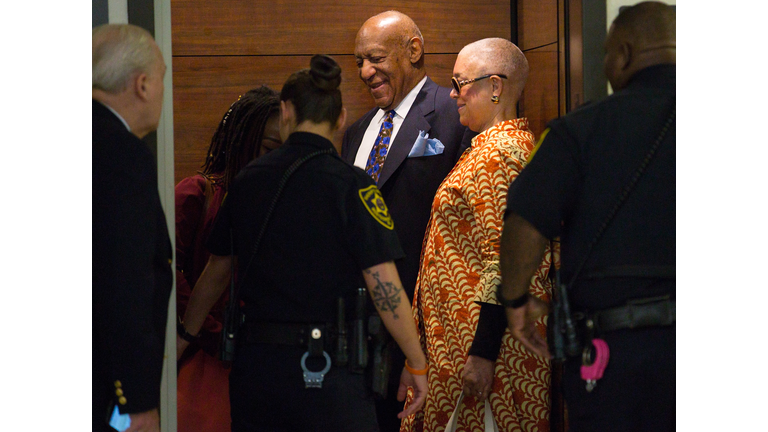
[402,38,554,432]
[92,23,171,432]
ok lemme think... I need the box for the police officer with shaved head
[498,2,676,431]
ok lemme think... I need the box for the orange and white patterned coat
[402,119,555,432]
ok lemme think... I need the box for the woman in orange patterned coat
[401,38,555,432]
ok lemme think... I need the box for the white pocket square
[408,130,445,157]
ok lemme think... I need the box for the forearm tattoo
[365,270,402,319]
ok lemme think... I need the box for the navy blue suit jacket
[92,100,172,431]
[342,77,475,299]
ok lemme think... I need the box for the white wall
[107,0,128,24]
[154,1,178,431]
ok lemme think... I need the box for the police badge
[358,185,394,230]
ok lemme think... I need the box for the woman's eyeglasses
[451,74,508,93]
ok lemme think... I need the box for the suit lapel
[377,78,438,187]
[344,109,377,164]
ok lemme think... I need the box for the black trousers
[230,343,380,432]
[562,326,675,432]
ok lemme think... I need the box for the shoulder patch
[358,185,394,230]
[528,127,549,163]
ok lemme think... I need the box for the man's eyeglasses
[451,74,508,93]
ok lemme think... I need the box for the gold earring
[491,95,499,104]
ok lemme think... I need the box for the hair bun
[309,54,342,91]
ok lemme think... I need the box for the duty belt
[570,295,674,392]
[579,295,675,333]
[241,321,334,388]
[240,321,332,347]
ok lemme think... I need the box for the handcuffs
[301,326,332,388]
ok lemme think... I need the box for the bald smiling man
[342,11,476,431]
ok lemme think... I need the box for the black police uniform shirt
[206,131,404,324]
[506,64,675,311]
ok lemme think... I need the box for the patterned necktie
[364,110,396,183]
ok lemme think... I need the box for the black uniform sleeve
[344,174,405,270]
[506,122,582,240]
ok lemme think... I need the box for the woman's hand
[396,367,428,419]
[462,355,494,401]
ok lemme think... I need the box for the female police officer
[177,54,428,431]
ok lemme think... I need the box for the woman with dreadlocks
[175,86,281,432]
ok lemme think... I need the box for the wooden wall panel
[517,0,558,50]
[173,54,463,185]
[171,0,512,185]
[519,46,559,140]
[558,0,567,118]
[172,0,511,56]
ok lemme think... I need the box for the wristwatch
[177,316,200,343]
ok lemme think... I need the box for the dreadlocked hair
[201,86,280,190]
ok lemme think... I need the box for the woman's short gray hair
[460,38,529,100]
[92,24,157,93]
